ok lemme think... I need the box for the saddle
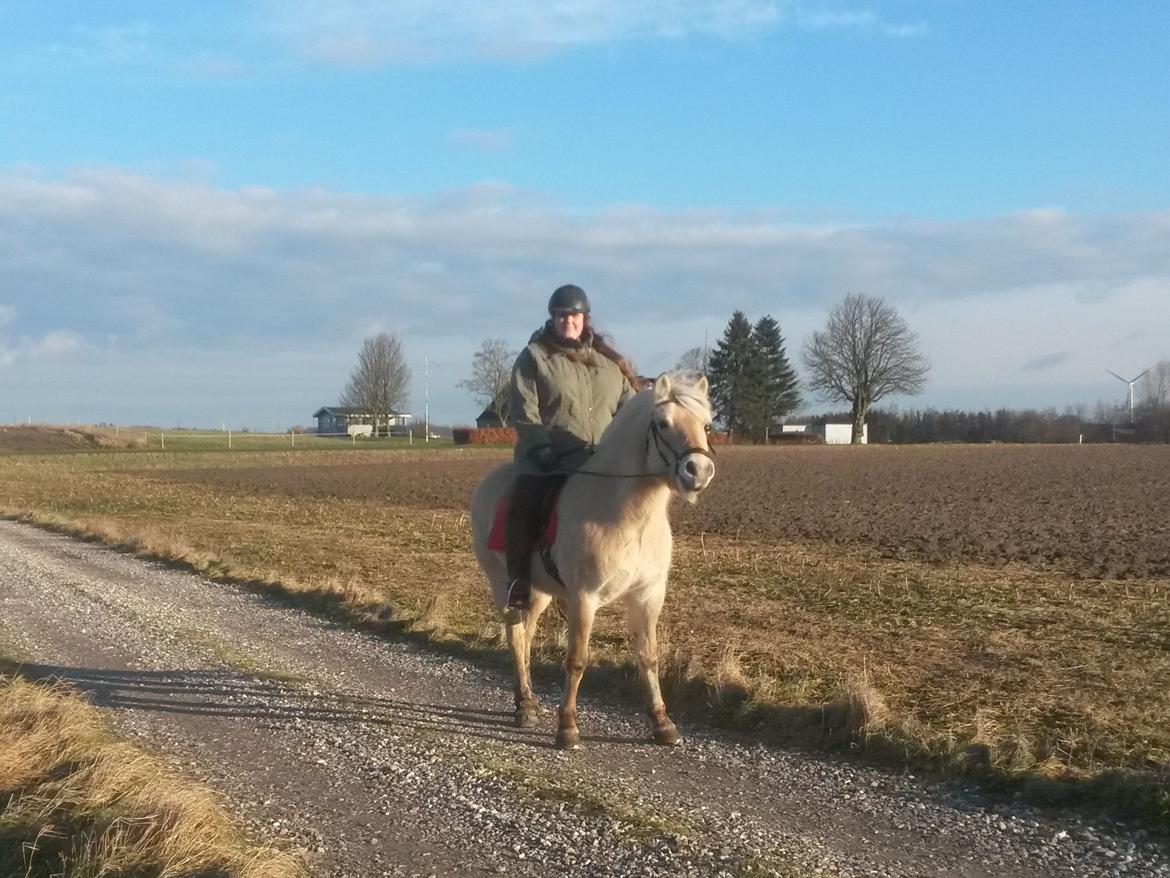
[487,477,567,584]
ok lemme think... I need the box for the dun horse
[470,371,716,749]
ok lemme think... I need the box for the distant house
[475,405,504,429]
[313,406,412,437]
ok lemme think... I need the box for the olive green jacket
[510,326,635,476]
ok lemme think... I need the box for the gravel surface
[0,519,1166,878]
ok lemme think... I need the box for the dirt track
[160,444,1170,579]
[1,520,1167,877]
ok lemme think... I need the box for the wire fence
[111,428,450,452]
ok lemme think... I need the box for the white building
[782,423,867,444]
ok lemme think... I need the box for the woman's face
[552,310,585,341]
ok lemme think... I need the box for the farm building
[476,405,504,429]
[313,406,412,437]
[782,423,867,444]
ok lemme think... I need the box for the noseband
[648,407,716,479]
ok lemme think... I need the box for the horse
[470,371,716,750]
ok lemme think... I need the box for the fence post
[160,431,165,450]
[291,430,295,447]
[228,429,232,450]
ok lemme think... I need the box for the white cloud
[2,166,1168,424]
[265,1,922,65]
[46,22,155,65]
[450,128,515,153]
[28,330,84,358]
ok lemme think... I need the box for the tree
[458,338,517,425]
[750,315,801,439]
[802,294,930,444]
[341,332,411,436]
[707,311,760,439]
[675,346,711,374]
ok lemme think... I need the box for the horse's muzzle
[677,452,715,494]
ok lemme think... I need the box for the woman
[505,284,637,610]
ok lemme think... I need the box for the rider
[504,284,637,610]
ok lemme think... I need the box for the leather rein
[571,401,716,481]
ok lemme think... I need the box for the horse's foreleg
[506,590,552,728]
[556,596,597,750]
[627,593,680,746]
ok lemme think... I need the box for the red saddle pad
[487,491,559,551]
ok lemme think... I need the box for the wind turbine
[1106,367,1151,423]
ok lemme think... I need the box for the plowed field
[158,444,1170,579]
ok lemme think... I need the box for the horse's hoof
[652,723,681,746]
[555,728,581,750]
[515,707,539,729]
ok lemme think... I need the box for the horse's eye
[656,418,669,429]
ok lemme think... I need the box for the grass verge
[0,667,305,878]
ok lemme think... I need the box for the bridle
[573,400,716,481]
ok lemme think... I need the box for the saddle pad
[487,491,558,551]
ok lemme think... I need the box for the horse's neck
[576,413,671,525]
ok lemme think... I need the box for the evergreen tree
[750,315,801,439]
[707,311,760,438]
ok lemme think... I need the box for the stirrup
[506,577,531,610]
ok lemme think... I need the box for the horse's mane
[598,371,712,450]
[664,370,713,424]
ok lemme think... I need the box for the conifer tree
[750,315,801,439]
[707,311,760,439]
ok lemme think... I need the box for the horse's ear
[695,374,709,396]
[654,372,672,403]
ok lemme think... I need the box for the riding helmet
[548,284,591,315]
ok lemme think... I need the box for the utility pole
[424,354,430,443]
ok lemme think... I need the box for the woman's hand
[529,445,558,471]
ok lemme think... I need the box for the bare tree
[341,332,411,435]
[457,338,517,425]
[675,346,711,374]
[802,294,930,444]
[1142,359,1170,409]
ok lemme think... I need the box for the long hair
[536,316,637,386]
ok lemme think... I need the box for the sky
[2,1,1168,430]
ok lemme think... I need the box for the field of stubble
[3,442,1168,822]
[162,444,1170,580]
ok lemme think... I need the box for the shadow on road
[6,661,643,749]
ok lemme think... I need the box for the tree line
[344,308,1167,446]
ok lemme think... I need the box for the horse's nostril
[685,460,698,477]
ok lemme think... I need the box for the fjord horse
[470,372,716,749]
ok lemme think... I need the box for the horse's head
[649,371,716,502]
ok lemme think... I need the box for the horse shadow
[4,661,640,750]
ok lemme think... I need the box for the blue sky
[2,1,1168,429]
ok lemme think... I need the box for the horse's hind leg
[627,591,680,746]
[556,594,598,750]
[506,590,552,728]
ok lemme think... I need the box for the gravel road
[0,519,1165,878]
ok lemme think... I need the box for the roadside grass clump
[2,448,1169,828]
[0,673,304,878]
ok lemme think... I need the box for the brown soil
[155,444,1170,580]
[0,425,139,453]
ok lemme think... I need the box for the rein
[571,401,715,481]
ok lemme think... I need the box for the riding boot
[504,475,545,610]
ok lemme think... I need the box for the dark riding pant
[505,474,566,582]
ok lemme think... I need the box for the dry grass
[1,448,1168,825]
[0,673,305,878]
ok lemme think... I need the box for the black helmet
[548,284,590,315]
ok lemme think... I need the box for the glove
[530,445,558,471]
